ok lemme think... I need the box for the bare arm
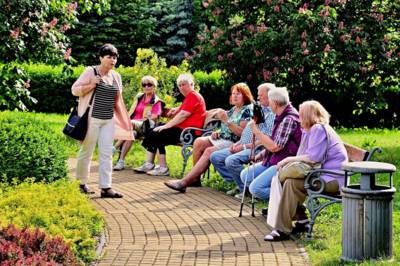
[251,121,282,152]
[153,110,191,132]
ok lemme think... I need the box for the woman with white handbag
[264,100,348,241]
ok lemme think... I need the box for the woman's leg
[76,118,101,186]
[119,140,133,161]
[181,146,219,186]
[97,118,114,189]
[248,165,277,200]
[114,140,124,149]
[192,137,213,164]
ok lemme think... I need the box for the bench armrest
[366,147,382,161]
[179,119,220,146]
[304,169,347,194]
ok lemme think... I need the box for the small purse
[278,124,329,183]
[63,67,97,141]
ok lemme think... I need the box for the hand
[230,143,242,153]
[167,107,178,117]
[90,76,101,89]
[254,150,264,162]
[153,125,169,132]
[277,157,291,169]
[215,109,229,123]
[211,131,220,140]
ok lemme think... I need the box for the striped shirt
[91,78,118,120]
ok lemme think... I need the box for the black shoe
[188,179,202,187]
[80,184,95,194]
[292,221,310,234]
[164,181,186,193]
[100,188,123,198]
[261,208,268,216]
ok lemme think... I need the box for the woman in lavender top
[264,100,348,241]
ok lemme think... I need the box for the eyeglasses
[142,83,154,87]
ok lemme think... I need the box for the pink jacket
[71,67,133,140]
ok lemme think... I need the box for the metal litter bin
[341,161,396,262]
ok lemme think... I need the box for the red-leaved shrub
[0,224,78,265]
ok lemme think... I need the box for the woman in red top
[134,73,206,176]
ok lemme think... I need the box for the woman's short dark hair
[99,43,119,58]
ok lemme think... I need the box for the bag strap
[320,124,330,165]
[88,66,99,106]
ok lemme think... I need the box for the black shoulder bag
[63,67,98,141]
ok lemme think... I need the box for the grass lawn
[42,113,400,265]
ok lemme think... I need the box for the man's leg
[210,148,235,182]
[225,149,251,192]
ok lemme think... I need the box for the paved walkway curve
[68,159,309,265]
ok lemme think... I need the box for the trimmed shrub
[0,111,68,183]
[0,224,78,265]
[0,180,104,264]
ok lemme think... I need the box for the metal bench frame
[304,145,382,240]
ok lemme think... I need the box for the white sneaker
[226,186,240,196]
[147,166,170,176]
[113,160,124,171]
[134,162,155,173]
[234,192,245,200]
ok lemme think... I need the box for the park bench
[304,143,382,239]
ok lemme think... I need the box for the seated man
[210,83,276,197]
[240,86,302,201]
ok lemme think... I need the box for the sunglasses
[142,83,154,87]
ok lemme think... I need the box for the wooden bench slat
[344,143,368,162]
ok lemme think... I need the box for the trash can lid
[342,161,396,174]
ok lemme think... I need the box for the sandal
[264,230,290,242]
[80,184,95,194]
[101,188,123,198]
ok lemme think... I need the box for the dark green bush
[0,111,68,183]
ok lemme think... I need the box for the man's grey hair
[257,83,276,93]
[268,87,290,106]
[177,73,195,88]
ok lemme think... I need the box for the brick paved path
[69,159,309,265]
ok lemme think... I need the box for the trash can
[341,161,396,262]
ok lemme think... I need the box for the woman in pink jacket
[71,44,133,198]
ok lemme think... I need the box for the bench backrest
[344,143,369,162]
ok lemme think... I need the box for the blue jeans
[240,162,277,201]
[210,148,251,192]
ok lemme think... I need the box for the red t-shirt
[176,91,206,129]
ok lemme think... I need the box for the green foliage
[0,179,104,264]
[192,0,400,127]
[0,111,68,183]
[149,0,196,65]
[13,51,225,113]
[68,0,156,66]
[0,64,37,111]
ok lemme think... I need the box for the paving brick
[68,159,309,265]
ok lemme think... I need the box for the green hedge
[0,111,68,183]
[19,61,227,114]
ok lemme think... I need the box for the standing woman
[72,44,133,198]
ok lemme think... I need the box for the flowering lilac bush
[191,0,399,126]
[0,224,77,265]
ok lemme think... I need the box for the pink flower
[266,0,272,6]
[303,49,310,55]
[386,51,392,58]
[60,24,71,32]
[68,2,78,12]
[301,41,307,49]
[324,44,331,52]
[9,28,20,39]
[257,23,268,32]
[224,40,231,45]
[274,5,280,13]
[278,0,285,4]
[339,34,351,42]
[24,79,31,89]
[338,21,344,30]
[355,36,361,44]
[273,67,279,74]
[210,40,217,46]
[298,7,306,14]
[49,18,58,28]
[323,27,330,34]
[272,56,279,62]
[255,50,263,57]
[262,69,272,81]
[325,0,331,5]
[212,8,223,16]
[202,1,209,8]
[217,55,224,61]
[22,17,29,24]
[212,32,219,39]
[301,31,307,39]
[360,67,368,74]
[227,53,234,59]
[298,66,304,73]
[320,6,330,17]
[235,39,241,47]
[64,48,72,61]
[197,34,205,42]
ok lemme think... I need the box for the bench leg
[181,145,193,178]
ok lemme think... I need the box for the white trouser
[76,117,114,188]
